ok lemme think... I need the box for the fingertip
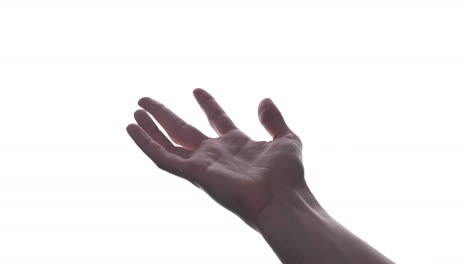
[126,123,139,134]
[134,109,147,118]
[258,97,273,112]
[126,123,154,146]
[193,88,211,100]
[138,97,152,107]
[133,109,151,126]
[193,88,204,95]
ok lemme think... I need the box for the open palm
[127,88,305,229]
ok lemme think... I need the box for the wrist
[253,182,395,264]
[254,182,329,232]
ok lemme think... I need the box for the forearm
[254,184,394,264]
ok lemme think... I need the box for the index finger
[193,88,238,135]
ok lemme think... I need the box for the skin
[126,88,304,229]
[126,88,394,264]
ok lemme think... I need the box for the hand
[126,88,305,230]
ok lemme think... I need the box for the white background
[1,0,467,263]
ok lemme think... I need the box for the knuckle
[175,119,189,130]
[286,132,302,148]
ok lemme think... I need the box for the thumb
[258,98,292,140]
